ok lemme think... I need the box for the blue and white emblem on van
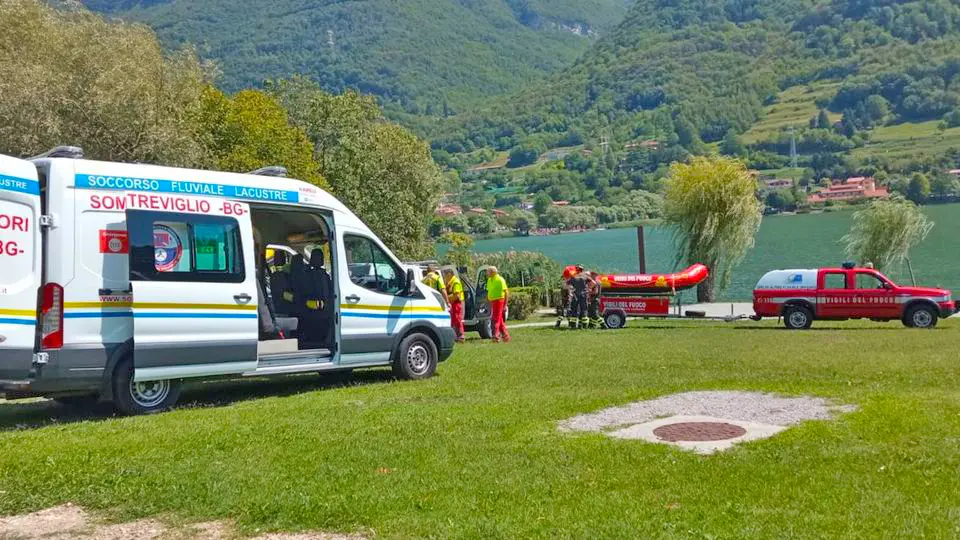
[153,224,183,272]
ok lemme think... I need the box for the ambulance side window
[344,234,403,295]
[128,210,244,283]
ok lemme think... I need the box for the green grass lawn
[1,320,959,538]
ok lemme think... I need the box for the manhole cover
[652,422,747,442]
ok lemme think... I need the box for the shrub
[507,292,537,321]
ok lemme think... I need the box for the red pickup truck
[753,264,956,329]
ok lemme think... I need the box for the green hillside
[80,0,631,113]
[425,0,960,217]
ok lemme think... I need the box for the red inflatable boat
[597,264,709,295]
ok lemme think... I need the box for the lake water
[470,203,960,301]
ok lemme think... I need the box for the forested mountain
[80,0,631,113]
[421,0,960,221]
[435,0,960,151]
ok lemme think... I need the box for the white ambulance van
[0,147,454,414]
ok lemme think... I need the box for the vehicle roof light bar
[248,166,288,178]
[30,146,84,160]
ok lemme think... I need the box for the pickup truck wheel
[392,333,438,380]
[783,305,813,330]
[112,357,181,415]
[904,304,938,329]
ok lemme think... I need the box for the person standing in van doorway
[443,268,465,343]
[422,263,449,306]
[486,266,510,343]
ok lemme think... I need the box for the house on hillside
[551,200,570,207]
[492,209,509,218]
[761,178,794,191]
[807,177,889,203]
[947,169,960,178]
[435,203,463,217]
[467,207,487,215]
[623,139,660,151]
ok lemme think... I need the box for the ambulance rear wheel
[477,319,493,339]
[903,304,938,329]
[783,305,813,330]
[393,333,438,380]
[604,311,626,329]
[112,357,182,415]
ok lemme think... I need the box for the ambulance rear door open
[0,154,42,383]
[123,196,259,382]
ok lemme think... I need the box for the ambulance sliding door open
[125,200,259,382]
[0,155,42,383]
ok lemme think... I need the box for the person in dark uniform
[555,264,578,329]
[568,265,590,329]
[587,271,605,329]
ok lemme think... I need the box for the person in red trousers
[443,268,465,343]
[485,266,510,343]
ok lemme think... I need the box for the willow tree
[841,197,933,282]
[663,156,762,302]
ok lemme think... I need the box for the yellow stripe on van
[64,302,256,311]
[65,302,133,309]
[343,304,445,313]
[0,308,36,317]
[133,302,257,311]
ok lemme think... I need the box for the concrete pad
[608,414,787,455]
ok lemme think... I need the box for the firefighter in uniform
[555,264,578,328]
[422,263,450,306]
[587,271,605,329]
[568,265,591,329]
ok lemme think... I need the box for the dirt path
[0,504,366,540]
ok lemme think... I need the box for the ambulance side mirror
[405,268,418,296]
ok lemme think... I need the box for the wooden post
[636,226,647,274]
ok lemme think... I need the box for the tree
[0,0,211,164]
[817,109,831,129]
[467,213,498,234]
[719,129,747,157]
[438,232,473,270]
[907,173,931,203]
[663,156,763,302]
[533,192,553,215]
[196,88,325,187]
[765,189,795,212]
[507,143,543,168]
[270,77,444,259]
[842,197,933,276]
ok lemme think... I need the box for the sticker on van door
[99,230,129,254]
[153,224,183,272]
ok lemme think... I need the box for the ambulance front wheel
[112,357,182,415]
[393,333,438,380]
[604,310,627,329]
[783,305,813,330]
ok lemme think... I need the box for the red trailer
[597,265,709,329]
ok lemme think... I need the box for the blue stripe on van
[64,312,131,319]
[74,174,299,203]
[342,311,450,320]
[0,318,35,325]
[0,174,40,196]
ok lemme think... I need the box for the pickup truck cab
[753,264,955,329]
